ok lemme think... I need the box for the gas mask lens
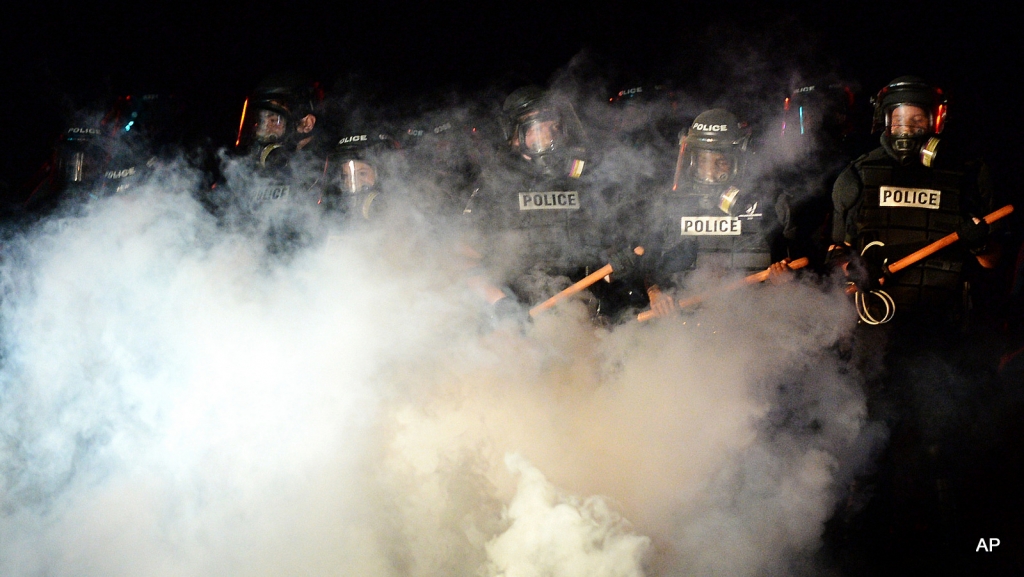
[255,109,287,144]
[519,111,561,154]
[693,150,733,184]
[888,104,930,138]
[340,160,376,193]
[887,104,931,156]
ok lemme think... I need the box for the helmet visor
[691,149,735,184]
[517,110,562,154]
[339,160,377,194]
[255,109,288,144]
[887,104,930,138]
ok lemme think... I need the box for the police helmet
[871,76,947,164]
[329,131,400,194]
[501,86,586,160]
[238,73,322,148]
[673,108,750,189]
[782,82,856,140]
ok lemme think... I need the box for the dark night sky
[2,1,1022,201]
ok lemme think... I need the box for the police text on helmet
[338,135,368,144]
[692,123,728,132]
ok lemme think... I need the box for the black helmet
[328,130,400,194]
[871,76,947,165]
[237,73,322,149]
[321,130,400,218]
[56,124,108,190]
[673,108,750,190]
[782,82,856,141]
[501,86,586,162]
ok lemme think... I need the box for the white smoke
[0,138,873,576]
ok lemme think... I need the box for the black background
[2,1,1022,201]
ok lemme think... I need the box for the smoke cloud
[1,67,880,576]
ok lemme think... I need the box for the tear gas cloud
[0,63,881,577]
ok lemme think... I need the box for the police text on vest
[879,186,941,209]
[518,191,580,210]
[252,185,290,202]
[681,216,742,235]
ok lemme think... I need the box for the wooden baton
[883,204,1014,278]
[528,247,645,317]
[636,257,810,322]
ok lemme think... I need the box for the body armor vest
[471,157,599,276]
[852,151,966,309]
[660,185,772,276]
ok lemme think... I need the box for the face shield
[674,141,739,189]
[255,109,289,144]
[693,150,734,184]
[338,159,377,194]
[515,109,562,155]
[887,104,930,138]
[883,103,932,159]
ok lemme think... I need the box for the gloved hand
[851,243,892,292]
[956,216,990,253]
[606,246,645,277]
[824,244,849,267]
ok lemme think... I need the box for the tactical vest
[473,157,599,274]
[852,154,966,309]
[247,178,293,212]
[665,186,773,274]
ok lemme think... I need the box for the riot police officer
[23,92,185,216]
[240,73,322,169]
[773,80,872,266]
[463,85,611,309]
[320,129,401,223]
[643,108,786,317]
[826,77,1000,573]
[831,76,995,325]
[216,73,327,219]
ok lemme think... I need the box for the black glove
[606,246,645,277]
[852,243,892,292]
[956,217,990,253]
[824,244,851,270]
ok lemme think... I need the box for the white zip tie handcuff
[854,241,896,325]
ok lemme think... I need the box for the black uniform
[824,78,1000,576]
[462,86,619,308]
[832,144,992,319]
[212,74,327,238]
[644,109,779,291]
[465,151,605,304]
[648,182,775,288]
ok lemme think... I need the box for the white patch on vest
[518,191,581,210]
[879,186,941,209]
[681,216,742,235]
[252,185,291,202]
